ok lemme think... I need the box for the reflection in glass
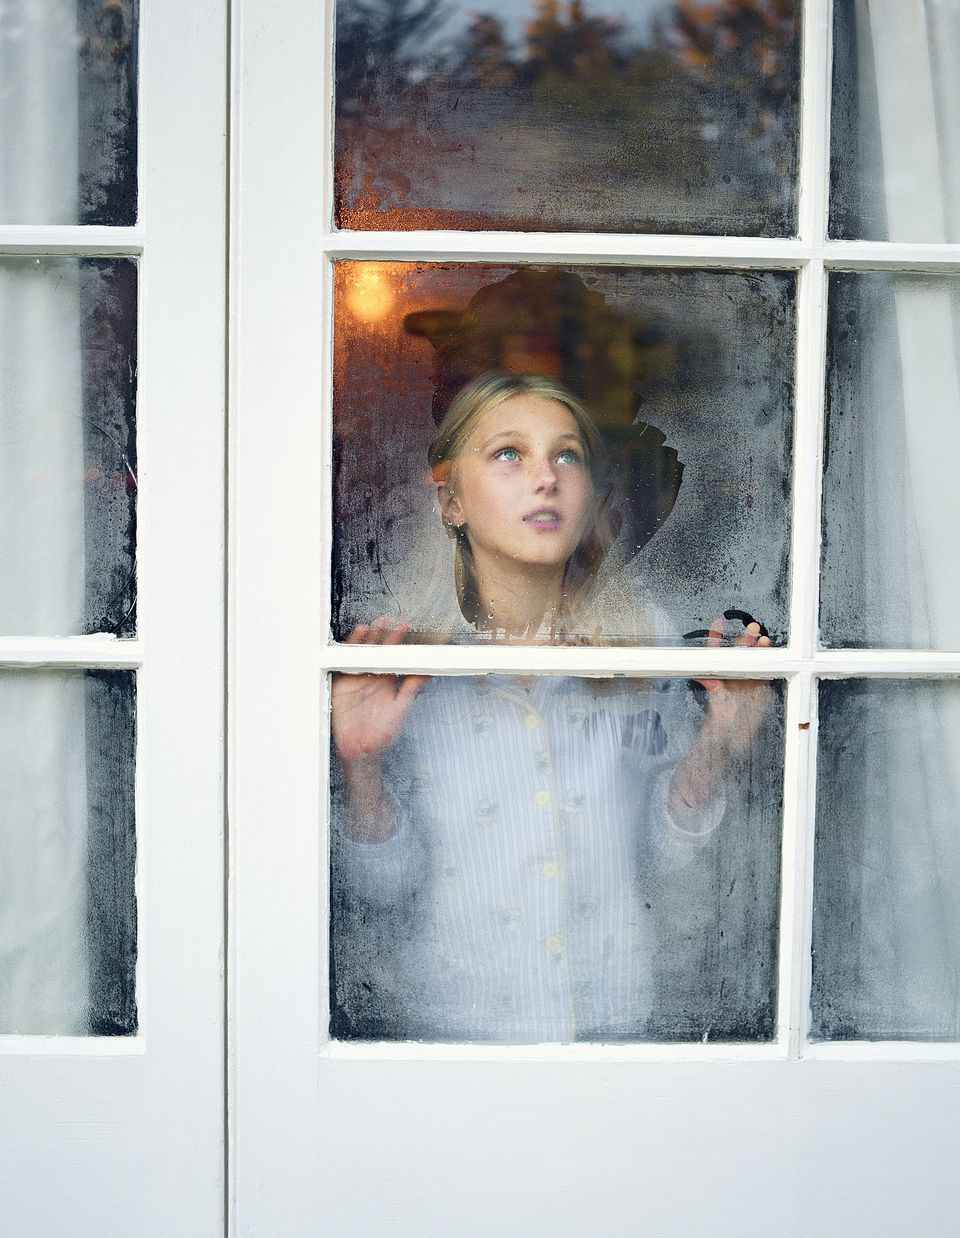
[331,675,783,1043]
[0,257,138,637]
[333,262,794,646]
[0,0,137,226]
[335,0,800,235]
[830,2,960,241]
[820,273,960,650]
[812,679,960,1041]
[0,670,137,1036]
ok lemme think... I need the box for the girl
[331,372,771,1042]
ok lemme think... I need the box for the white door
[230,1,960,1234]
[0,2,227,1233]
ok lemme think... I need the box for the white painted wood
[0,636,144,667]
[0,225,144,254]
[231,2,960,1236]
[0,1,227,1234]
[322,642,960,677]
[228,0,328,1233]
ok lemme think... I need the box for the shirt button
[534,790,551,807]
[523,713,541,730]
[545,934,563,953]
[542,862,561,878]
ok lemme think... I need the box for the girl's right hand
[331,618,430,763]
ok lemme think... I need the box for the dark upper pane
[335,0,800,235]
[0,0,138,226]
[830,1,960,241]
[0,257,138,637]
[332,262,795,646]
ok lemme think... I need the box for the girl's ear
[438,484,465,528]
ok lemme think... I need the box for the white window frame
[229,0,960,1232]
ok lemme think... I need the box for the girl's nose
[533,459,559,491]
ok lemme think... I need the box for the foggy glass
[335,0,800,236]
[830,1,960,242]
[0,0,137,226]
[820,273,960,650]
[333,262,794,647]
[811,679,960,1041]
[0,257,138,637]
[0,669,137,1036]
[331,675,784,1044]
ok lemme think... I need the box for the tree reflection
[335,0,799,234]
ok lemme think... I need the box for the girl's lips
[523,508,562,529]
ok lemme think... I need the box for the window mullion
[797,0,833,247]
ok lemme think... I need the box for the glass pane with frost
[332,262,794,647]
[812,679,960,1041]
[335,0,800,236]
[830,1,960,241]
[0,670,136,1036]
[0,0,137,226]
[0,257,137,637]
[330,674,784,1043]
[820,273,960,650]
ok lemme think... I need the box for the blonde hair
[427,371,617,636]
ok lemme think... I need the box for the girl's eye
[495,447,520,462]
[556,449,582,465]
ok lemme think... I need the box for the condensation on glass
[335,0,800,236]
[332,261,794,647]
[830,1,960,242]
[0,669,137,1035]
[330,674,784,1044]
[812,679,960,1041]
[0,257,138,637]
[820,273,960,650]
[0,0,138,226]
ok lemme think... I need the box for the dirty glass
[330,674,784,1043]
[335,0,800,236]
[0,257,138,637]
[0,669,137,1036]
[820,273,960,650]
[0,0,138,225]
[830,1,960,242]
[811,679,960,1041]
[332,262,794,647]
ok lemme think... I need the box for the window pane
[335,0,800,236]
[0,257,137,637]
[820,273,960,650]
[333,262,794,647]
[0,669,137,1036]
[812,679,960,1042]
[830,1,960,242]
[330,675,784,1044]
[0,0,138,226]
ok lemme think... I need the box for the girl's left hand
[694,617,772,757]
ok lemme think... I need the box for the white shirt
[332,675,724,1043]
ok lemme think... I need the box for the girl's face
[439,394,595,574]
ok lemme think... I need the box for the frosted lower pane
[820,273,960,650]
[0,670,136,1036]
[333,262,795,647]
[0,257,137,637]
[0,0,137,225]
[830,1,960,242]
[331,675,784,1044]
[811,679,960,1041]
[335,0,800,236]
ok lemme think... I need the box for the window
[232,0,960,1231]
